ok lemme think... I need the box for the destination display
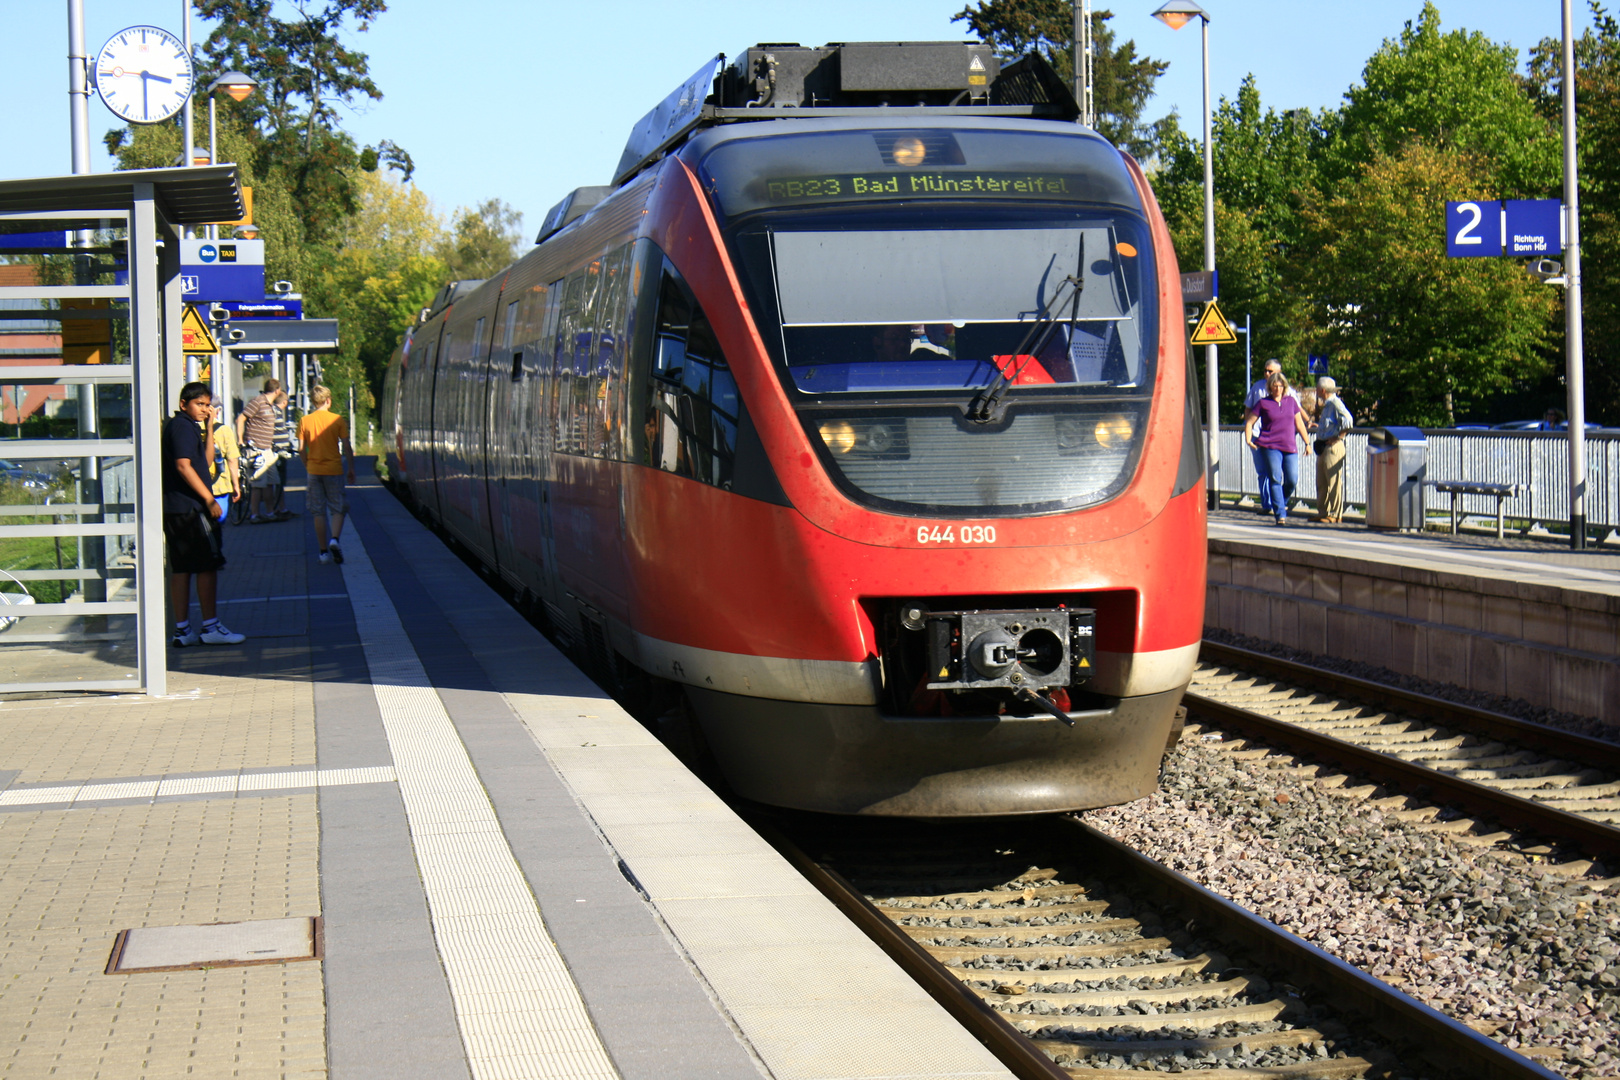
[764,171,1086,204]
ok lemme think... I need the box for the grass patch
[0,479,82,604]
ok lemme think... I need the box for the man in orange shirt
[297,385,356,564]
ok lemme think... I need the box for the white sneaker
[171,628,200,647]
[318,552,332,565]
[200,622,246,645]
[328,540,344,564]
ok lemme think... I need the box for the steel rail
[1201,639,1620,773]
[757,809,1557,1080]
[1060,818,1561,1080]
[1184,683,1620,860]
[747,814,1072,1080]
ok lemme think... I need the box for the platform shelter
[0,166,244,696]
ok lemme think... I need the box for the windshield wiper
[965,238,1085,425]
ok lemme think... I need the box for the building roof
[0,166,243,226]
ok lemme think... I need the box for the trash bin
[1366,426,1427,530]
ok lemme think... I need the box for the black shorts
[164,509,226,575]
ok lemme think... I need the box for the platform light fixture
[205,71,259,239]
[1151,0,1219,509]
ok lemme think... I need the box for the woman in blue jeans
[1245,372,1313,525]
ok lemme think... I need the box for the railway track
[1188,642,1620,864]
[754,813,1556,1080]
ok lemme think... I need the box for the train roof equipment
[612,43,1081,186]
[535,185,615,245]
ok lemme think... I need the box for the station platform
[0,465,1013,1080]
[1204,505,1620,727]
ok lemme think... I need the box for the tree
[950,1,1170,157]
[1324,2,1560,198]
[435,200,526,282]
[1528,2,1620,424]
[1296,143,1559,426]
[188,0,406,247]
[303,171,450,424]
[1155,79,1325,414]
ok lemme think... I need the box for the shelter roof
[0,166,243,226]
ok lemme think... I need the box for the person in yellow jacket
[297,385,356,565]
[208,412,242,521]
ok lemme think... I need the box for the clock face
[95,25,195,125]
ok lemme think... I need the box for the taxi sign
[181,305,220,354]
[1190,299,1238,345]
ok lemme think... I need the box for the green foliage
[950,2,1169,156]
[1297,143,1558,426]
[1529,2,1620,423]
[435,199,526,283]
[1157,80,1324,413]
[1325,1,1560,197]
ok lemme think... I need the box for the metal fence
[1215,427,1620,532]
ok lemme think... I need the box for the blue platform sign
[1446,200,1502,257]
[1504,199,1562,256]
[1308,355,1329,375]
[180,238,266,301]
[216,299,303,319]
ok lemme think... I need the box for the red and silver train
[382,43,1206,816]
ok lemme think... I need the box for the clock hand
[141,71,174,85]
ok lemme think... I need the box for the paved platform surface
[0,465,1013,1080]
[1210,506,1620,598]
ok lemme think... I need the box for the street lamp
[205,71,258,240]
[1153,0,1219,510]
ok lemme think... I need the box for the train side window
[555,272,584,453]
[647,261,738,488]
[504,301,521,381]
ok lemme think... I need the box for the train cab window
[645,261,738,488]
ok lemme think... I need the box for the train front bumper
[687,684,1184,817]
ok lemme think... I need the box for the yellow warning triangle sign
[1190,299,1238,345]
[181,305,219,354]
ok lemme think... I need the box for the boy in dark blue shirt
[162,382,245,646]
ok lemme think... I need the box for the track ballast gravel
[1083,732,1620,1078]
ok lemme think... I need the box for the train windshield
[767,226,1146,394]
[697,123,1160,516]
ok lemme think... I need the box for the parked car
[0,459,62,492]
[1491,419,1603,431]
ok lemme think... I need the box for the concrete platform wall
[1205,539,1620,724]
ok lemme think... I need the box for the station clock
[95,25,195,125]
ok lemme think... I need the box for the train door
[489,292,536,586]
[501,282,554,597]
[536,277,568,615]
[423,329,450,517]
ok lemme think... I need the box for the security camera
[228,328,246,342]
[272,281,294,294]
[208,305,230,323]
[1527,258,1565,283]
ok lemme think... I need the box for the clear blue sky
[3,1,1597,247]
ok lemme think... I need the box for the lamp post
[206,72,257,241]
[1560,0,1587,550]
[1153,0,1218,510]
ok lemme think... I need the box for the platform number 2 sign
[1446,201,1503,257]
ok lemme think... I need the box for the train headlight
[1055,417,1087,450]
[865,423,895,454]
[1094,414,1134,450]
[891,136,927,166]
[820,421,858,453]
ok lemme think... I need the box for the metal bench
[1431,481,1523,538]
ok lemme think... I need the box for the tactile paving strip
[340,526,621,1080]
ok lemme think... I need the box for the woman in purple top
[1245,372,1313,525]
